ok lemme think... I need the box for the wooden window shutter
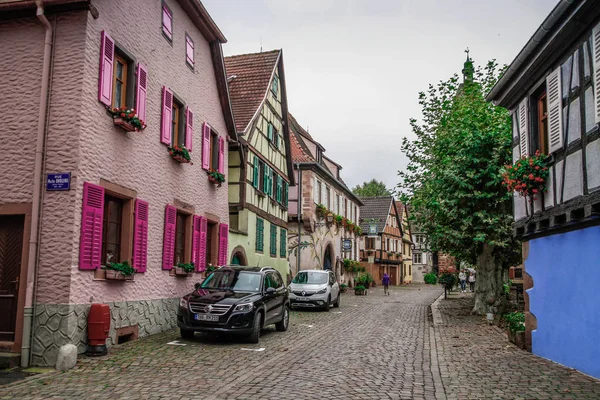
[218,136,225,174]
[202,122,210,170]
[218,224,229,266]
[593,22,600,124]
[546,67,564,154]
[186,34,194,67]
[518,98,529,157]
[162,205,177,270]
[135,63,148,124]
[185,107,193,151]
[191,215,201,266]
[267,123,273,141]
[161,87,173,145]
[253,156,259,188]
[132,199,149,272]
[197,217,208,271]
[280,228,286,257]
[162,5,173,40]
[263,165,270,195]
[79,182,105,270]
[276,175,282,203]
[270,225,277,256]
[284,182,289,207]
[98,31,114,107]
[256,218,264,252]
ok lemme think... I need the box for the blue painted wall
[527,225,600,379]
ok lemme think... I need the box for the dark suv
[177,266,290,343]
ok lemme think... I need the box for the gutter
[21,1,54,367]
[486,0,574,104]
[296,163,302,275]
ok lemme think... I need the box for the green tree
[352,179,391,197]
[398,58,521,314]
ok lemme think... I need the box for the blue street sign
[46,173,71,191]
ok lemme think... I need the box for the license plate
[295,297,309,301]
[195,314,219,322]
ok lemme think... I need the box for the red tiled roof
[224,50,280,133]
[288,114,315,163]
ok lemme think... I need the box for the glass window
[210,132,218,170]
[271,75,278,97]
[113,56,128,109]
[292,271,328,284]
[102,195,123,265]
[174,212,186,265]
[201,270,262,292]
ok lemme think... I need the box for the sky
[203,0,558,192]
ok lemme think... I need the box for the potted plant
[346,222,355,233]
[342,217,348,227]
[109,107,146,132]
[334,214,343,225]
[175,262,194,276]
[339,283,348,293]
[354,285,366,296]
[105,261,135,281]
[208,170,226,187]
[168,145,192,164]
[504,311,526,348]
[502,150,549,201]
[315,204,327,217]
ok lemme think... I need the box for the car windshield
[292,271,328,285]
[200,270,261,292]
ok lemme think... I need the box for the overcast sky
[203,0,557,191]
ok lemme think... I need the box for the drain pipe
[296,163,302,276]
[21,2,54,368]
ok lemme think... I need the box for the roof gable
[359,196,394,234]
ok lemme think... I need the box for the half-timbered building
[487,0,600,379]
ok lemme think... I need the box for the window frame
[101,194,124,265]
[531,84,549,155]
[161,1,173,44]
[112,54,128,109]
[414,252,422,264]
[185,32,195,69]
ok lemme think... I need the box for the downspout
[21,2,54,367]
[296,163,301,275]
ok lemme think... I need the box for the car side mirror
[194,283,201,290]
[266,287,276,295]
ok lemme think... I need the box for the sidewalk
[432,293,600,399]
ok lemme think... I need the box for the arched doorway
[323,244,334,270]
[230,246,248,266]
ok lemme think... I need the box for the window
[409,264,412,276]
[276,175,283,203]
[414,253,422,264]
[270,224,277,257]
[102,195,123,265]
[256,218,264,252]
[326,186,331,209]
[112,55,128,109]
[366,238,376,250]
[354,206,358,224]
[162,2,173,42]
[252,156,260,189]
[343,198,347,217]
[210,131,219,170]
[271,170,277,199]
[532,87,549,155]
[171,100,185,147]
[185,33,194,68]
[335,194,340,214]
[280,228,286,257]
[271,75,278,98]
[206,221,216,265]
[174,212,186,265]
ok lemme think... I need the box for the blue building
[487,0,600,379]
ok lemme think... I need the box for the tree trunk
[472,243,503,315]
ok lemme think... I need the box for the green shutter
[263,165,269,194]
[253,156,259,188]
[274,132,279,149]
[267,123,273,141]
[256,218,264,252]
[284,182,289,207]
[270,225,277,256]
[276,175,282,203]
[280,228,286,257]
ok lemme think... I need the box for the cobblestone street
[1,285,600,399]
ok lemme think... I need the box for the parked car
[288,270,340,311]
[177,266,289,343]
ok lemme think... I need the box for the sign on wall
[342,239,352,251]
[46,173,71,191]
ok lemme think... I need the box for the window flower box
[208,170,226,187]
[175,262,194,276]
[354,285,367,296]
[168,145,192,164]
[109,108,146,132]
[502,151,549,201]
[105,261,135,281]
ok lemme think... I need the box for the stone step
[0,352,21,369]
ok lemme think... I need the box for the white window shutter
[518,98,529,157]
[546,67,564,154]
[593,22,600,124]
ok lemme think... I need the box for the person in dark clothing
[382,273,391,295]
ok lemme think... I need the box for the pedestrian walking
[468,271,476,292]
[382,273,391,295]
[458,270,467,293]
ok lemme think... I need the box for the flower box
[354,289,367,296]
[168,145,192,164]
[172,155,190,164]
[105,270,133,281]
[175,267,192,276]
[113,118,137,132]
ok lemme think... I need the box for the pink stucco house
[0,0,235,366]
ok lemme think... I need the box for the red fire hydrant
[86,304,111,356]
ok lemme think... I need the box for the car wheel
[248,312,262,344]
[275,306,289,332]
[180,328,194,340]
[333,293,340,308]
[323,296,331,312]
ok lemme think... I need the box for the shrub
[339,283,348,289]
[504,311,525,332]
[354,285,365,291]
[424,273,437,284]
[438,273,457,290]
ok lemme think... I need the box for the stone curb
[430,291,445,327]
[429,292,447,400]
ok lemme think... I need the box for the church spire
[462,48,474,83]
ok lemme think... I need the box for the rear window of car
[292,271,328,284]
[201,270,262,292]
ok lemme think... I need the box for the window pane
[102,196,123,265]
[115,82,123,107]
[116,61,124,80]
[174,213,186,265]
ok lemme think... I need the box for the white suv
[288,270,340,311]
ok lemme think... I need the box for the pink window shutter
[218,224,229,266]
[135,63,148,125]
[185,107,193,151]
[132,199,149,272]
[79,182,105,270]
[218,136,225,174]
[98,31,114,107]
[162,6,172,40]
[191,215,201,266]
[202,122,210,170]
[197,217,208,271]
[186,36,194,66]
[161,87,173,145]
[162,205,177,270]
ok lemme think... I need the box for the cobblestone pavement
[2,286,599,400]
[435,294,600,400]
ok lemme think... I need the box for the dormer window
[271,75,279,98]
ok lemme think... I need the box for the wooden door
[0,215,24,342]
